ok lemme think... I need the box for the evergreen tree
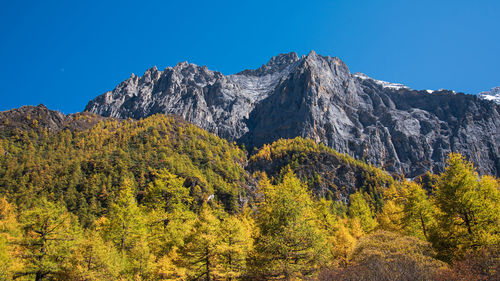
[217,214,254,280]
[348,192,377,233]
[182,203,223,281]
[0,197,22,281]
[433,153,500,261]
[401,182,435,240]
[64,230,125,280]
[252,170,329,280]
[16,198,80,281]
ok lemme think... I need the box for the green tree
[348,192,377,233]
[16,198,80,281]
[144,170,196,257]
[252,170,329,280]
[182,203,223,281]
[64,230,125,280]
[401,182,435,240]
[98,177,154,279]
[0,197,23,281]
[217,214,254,280]
[433,153,500,261]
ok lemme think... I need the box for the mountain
[85,51,500,177]
[0,107,399,219]
[479,87,500,104]
[2,106,498,280]
[0,104,108,137]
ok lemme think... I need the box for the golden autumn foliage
[0,114,498,280]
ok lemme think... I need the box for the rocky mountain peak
[267,52,299,67]
[85,52,500,177]
[237,52,300,76]
[142,66,162,83]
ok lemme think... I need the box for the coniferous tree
[144,170,196,257]
[64,230,125,280]
[348,192,377,233]
[16,198,80,281]
[0,197,22,281]
[156,247,187,280]
[252,170,329,280]
[97,177,154,279]
[182,203,223,281]
[99,177,145,252]
[217,214,254,280]
[401,181,436,240]
[432,153,500,261]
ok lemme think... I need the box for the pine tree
[0,197,23,281]
[401,181,435,240]
[16,198,80,281]
[433,153,500,261]
[252,170,329,280]
[217,214,254,280]
[348,192,377,233]
[64,230,125,280]
[182,203,223,281]
[97,177,153,279]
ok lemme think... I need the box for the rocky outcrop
[85,51,500,177]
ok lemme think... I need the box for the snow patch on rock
[353,72,409,90]
[478,87,500,104]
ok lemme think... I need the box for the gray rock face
[85,51,500,177]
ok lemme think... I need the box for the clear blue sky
[0,0,499,113]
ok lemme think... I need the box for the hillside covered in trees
[0,106,498,280]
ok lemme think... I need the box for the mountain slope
[0,109,250,224]
[0,104,108,137]
[85,51,500,177]
[248,137,395,208]
[0,106,402,213]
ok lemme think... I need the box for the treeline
[0,114,498,280]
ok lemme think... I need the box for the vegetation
[0,114,499,280]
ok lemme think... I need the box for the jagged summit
[85,52,500,177]
[237,52,300,76]
[266,52,299,68]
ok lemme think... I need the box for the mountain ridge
[85,51,500,177]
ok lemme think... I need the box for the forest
[0,113,498,280]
